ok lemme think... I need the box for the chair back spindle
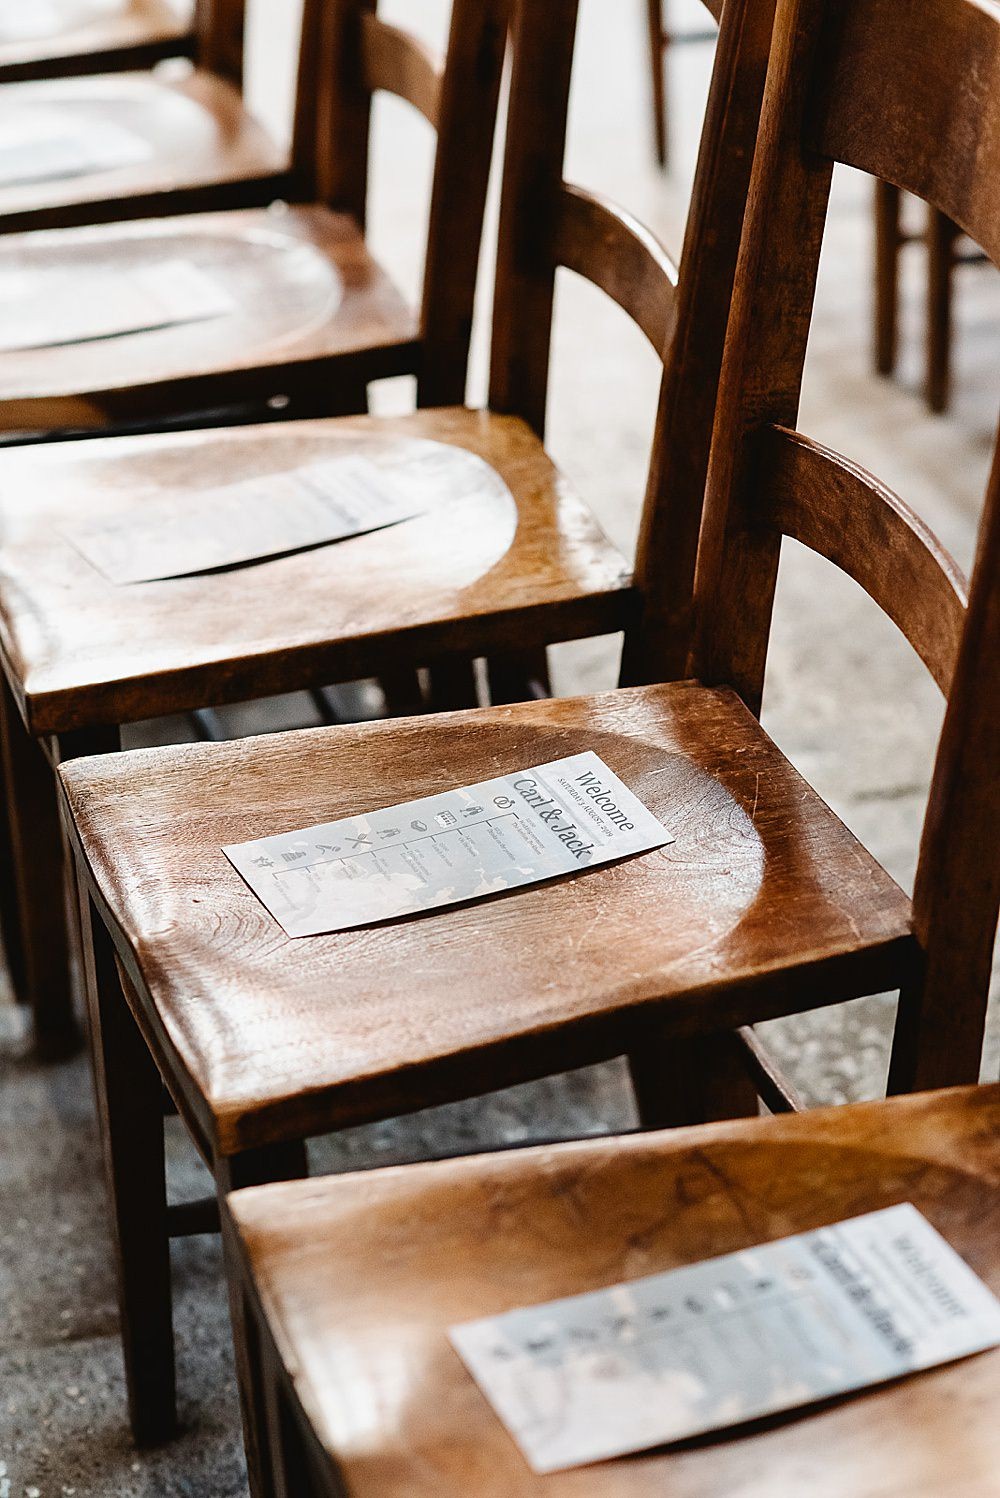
[294,0,509,408]
[489,0,777,681]
[193,0,247,88]
[688,0,1000,1088]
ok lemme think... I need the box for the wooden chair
[0,0,194,84]
[0,0,510,1056]
[0,2,288,239]
[645,0,717,167]
[226,1081,1000,1496]
[874,185,988,412]
[51,0,774,1474]
[0,0,508,438]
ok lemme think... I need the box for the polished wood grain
[0,0,507,432]
[60,682,912,1156]
[0,59,287,237]
[49,0,774,1458]
[229,1083,1000,1498]
[691,0,1000,1089]
[0,0,193,83]
[0,0,508,1054]
[0,410,629,732]
[760,428,968,693]
[0,207,415,435]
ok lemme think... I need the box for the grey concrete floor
[2,1,999,1494]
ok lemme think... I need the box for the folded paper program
[450,1203,1000,1473]
[224,751,675,937]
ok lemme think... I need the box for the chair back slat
[295,0,508,406]
[627,0,778,679]
[417,0,509,405]
[761,427,968,694]
[193,0,246,87]
[359,15,443,127]
[551,187,679,355]
[817,0,1000,267]
[897,449,1000,1089]
[491,0,774,679]
[690,0,1000,1086]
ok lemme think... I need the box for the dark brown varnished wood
[59,682,913,1157]
[0,5,289,240]
[0,673,81,1056]
[926,208,960,412]
[0,0,506,435]
[0,208,417,436]
[76,887,176,1445]
[49,0,775,1456]
[760,427,968,694]
[228,1084,1000,1497]
[873,179,901,375]
[0,410,630,733]
[0,0,194,84]
[0,0,506,1051]
[691,0,1000,1088]
[624,0,775,682]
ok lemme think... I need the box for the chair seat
[0,66,285,231]
[0,1,191,79]
[0,408,629,731]
[228,1085,1000,1498]
[0,202,417,434]
[58,682,914,1154]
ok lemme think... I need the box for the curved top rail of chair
[360,14,443,127]
[551,185,679,354]
[760,426,968,694]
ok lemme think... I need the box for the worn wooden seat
[49,0,776,1475]
[3,0,756,1054]
[0,208,416,437]
[60,682,911,1153]
[0,0,505,437]
[0,6,288,237]
[0,0,193,84]
[0,70,284,230]
[228,1083,1000,1497]
[0,410,626,731]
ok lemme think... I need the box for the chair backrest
[291,0,509,408]
[688,0,1000,1089]
[489,0,777,680]
[192,0,247,87]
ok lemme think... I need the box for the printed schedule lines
[224,751,674,938]
[510,1286,820,1361]
[268,812,521,877]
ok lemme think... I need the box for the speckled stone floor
[1,1,998,1494]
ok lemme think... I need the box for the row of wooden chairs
[3,0,998,1493]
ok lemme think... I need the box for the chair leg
[380,668,428,717]
[79,886,176,1444]
[646,0,668,166]
[426,657,481,711]
[0,728,27,1003]
[0,677,79,1057]
[217,1141,310,1498]
[874,179,901,376]
[927,208,959,414]
[627,1028,760,1127]
[486,648,551,705]
[263,1357,323,1498]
